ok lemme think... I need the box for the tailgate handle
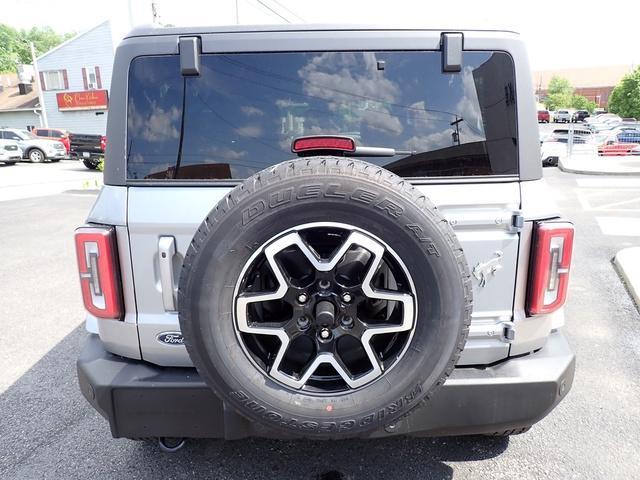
[158,236,177,312]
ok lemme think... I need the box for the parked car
[598,142,640,156]
[75,27,575,451]
[537,109,550,123]
[585,114,624,132]
[554,110,572,123]
[0,139,22,165]
[585,113,621,125]
[0,128,66,162]
[69,133,107,169]
[598,124,640,138]
[571,110,590,122]
[547,128,594,143]
[540,128,595,166]
[33,128,71,156]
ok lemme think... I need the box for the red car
[598,143,640,156]
[537,110,550,123]
[33,128,71,155]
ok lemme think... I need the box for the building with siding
[36,20,117,135]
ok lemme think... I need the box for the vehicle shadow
[0,327,509,479]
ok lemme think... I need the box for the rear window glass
[127,51,518,180]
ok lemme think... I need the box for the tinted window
[127,51,518,180]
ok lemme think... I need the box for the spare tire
[178,157,471,438]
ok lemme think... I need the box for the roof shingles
[0,73,40,112]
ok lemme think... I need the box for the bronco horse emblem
[473,251,504,287]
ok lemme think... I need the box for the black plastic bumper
[77,331,575,439]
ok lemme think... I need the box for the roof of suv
[125,24,521,38]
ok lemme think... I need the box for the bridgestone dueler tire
[178,157,472,438]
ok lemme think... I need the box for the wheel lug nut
[319,328,331,340]
[297,316,310,330]
[342,292,352,303]
[297,293,308,304]
[341,316,354,328]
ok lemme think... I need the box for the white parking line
[576,178,640,188]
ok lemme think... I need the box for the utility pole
[450,117,463,146]
[151,1,159,24]
[235,0,239,24]
[30,41,48,128]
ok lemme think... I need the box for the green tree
[548,76,574,96]
[544,75,574,110]
[0,24,23,72]
[0,24,74,73]
[570,95,597,113]
[608,67,640,119]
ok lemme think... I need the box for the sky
[2,0,638,71]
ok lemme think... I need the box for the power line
[253,0,291,23]
[269,0,305,22]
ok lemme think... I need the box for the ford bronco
[75,25,575,451]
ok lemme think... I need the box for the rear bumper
[70,151,103,160]
[77,330,575,439]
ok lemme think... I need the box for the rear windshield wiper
[352,146,416,157]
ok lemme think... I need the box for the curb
[613,247,640,308]
[559,159,640,176]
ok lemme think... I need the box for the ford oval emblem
[157,332,185,346]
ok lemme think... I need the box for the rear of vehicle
[76,27,575,443]
[554,110,571,123]
[33,128,71,156]
[0,139,22,165]
[571,110,589,122]
[538,110,550,123]
[70,133,107,169]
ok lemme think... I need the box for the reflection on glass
[127,51,518,180]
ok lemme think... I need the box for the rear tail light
[74,227,123,319]
[100,136,107,152]
[527,221,574,315]
[292,135,356,154]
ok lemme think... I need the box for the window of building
[42,70,65,90]
[86,67,98,89]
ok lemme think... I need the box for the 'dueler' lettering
[242,200,266,225]
[269,187,293,207]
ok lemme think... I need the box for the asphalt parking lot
[1,162,640,479]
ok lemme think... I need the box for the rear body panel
[126,182,522,366]
[87,178,562,368]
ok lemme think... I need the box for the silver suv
[0,128,66,162]
[75,26,575,450]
